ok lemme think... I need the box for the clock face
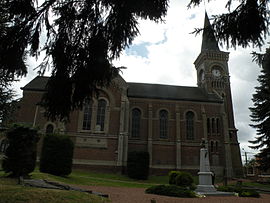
[212,68,221,77]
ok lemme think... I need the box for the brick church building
[16,14,243,177]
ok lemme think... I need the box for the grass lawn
[0,169,169,188]
[0,177,108,203]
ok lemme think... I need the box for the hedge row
[40,134,74,176]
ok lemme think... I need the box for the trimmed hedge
[2,126,39,177]
[145,185,197,198]
[40,134,74,176]
[127,151,149,180]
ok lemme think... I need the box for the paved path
[78,185,270,203]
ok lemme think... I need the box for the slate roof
[201,12,220,51]
[21,76,49,91]
[127,82,222,103]
[22,76,222,103]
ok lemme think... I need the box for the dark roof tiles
[22,76,222,103]
[127,82,222,103]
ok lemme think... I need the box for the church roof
[22,76,222,103]
[201,12,220,51]
[127,82,222,103]
[21,76,49,91]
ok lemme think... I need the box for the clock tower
[194,13,243,177]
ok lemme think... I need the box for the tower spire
[201,12,219,51]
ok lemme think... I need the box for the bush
[175,172,194,188]
[168,171,181,185]
[168,171,194,189]
[239,189,260,198]
[2,126,40,177]
[40,134,74,176]
[127,151,149,180]
[145,184,197,198]
[217,186,260,198]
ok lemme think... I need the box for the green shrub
[145,184,197,198]
[175,171,194,188]
[217,186,260,198]
[2,126,39,177]
[40,134,74,176]
[239,189,260,198]
[127,151,149,180]
[168,171,194,189]
[168,171,181,185]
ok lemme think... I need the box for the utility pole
[245,152,248,166]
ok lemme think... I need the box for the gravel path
[78,185,270,203]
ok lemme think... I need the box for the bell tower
[194,13,243,177]
[194,13,230,95]
[194,13,235,128]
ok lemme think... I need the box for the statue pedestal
[196,148,217,193]
[195,148,235,196]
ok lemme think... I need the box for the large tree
[0,0,169,120]
[249,48,270,171]
[1,0,269,121]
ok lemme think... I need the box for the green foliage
[127,151,149,180]
[239,189,260,198]
[40,134,74,176]
[145,184,197,198]
[217,185,260,198]
[249,48,270,171]
[168,171,194,189]
[175,172,194,188]
[0,0,169,121]
[168,171,181,185]
[2,125,39,177]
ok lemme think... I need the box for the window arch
[159,110,168,138]
[131,108,141,138]
[186,111,195,140]
[96,99,107,131]
[45,124,54,134]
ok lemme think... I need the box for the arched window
[159,110,168,138]
[131,108,141,138]
[207,118,211,134]
[210,141,214,153]
[82,99,92,130]
[216,118,220,134]
[45,124,54,134]
[96,99,107,131]
[0,139,9,153]
[212,118,215,134]
[215,141,219,152]
[186,111,195,140]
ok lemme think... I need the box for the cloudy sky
[15,0,267,162]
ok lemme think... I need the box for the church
[16,14,243,177]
